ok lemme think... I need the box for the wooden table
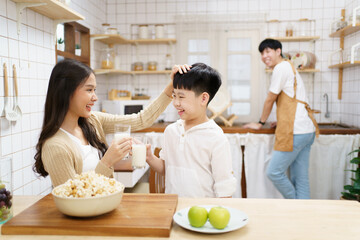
[1,196,360,239]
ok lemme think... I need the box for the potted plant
[57,38,64,51]
[75,44,81,56]
[341,148,360,201]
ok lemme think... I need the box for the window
[179,30,260,122]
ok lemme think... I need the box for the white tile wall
[1,0,360,195]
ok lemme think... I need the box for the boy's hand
[146,144,154,163]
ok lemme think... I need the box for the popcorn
[53,171,123,198]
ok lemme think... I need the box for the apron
[274,60,320,152]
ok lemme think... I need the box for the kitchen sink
[317,123,354,129]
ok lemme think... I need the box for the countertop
[135,122,360,134]
[1,195,360,239]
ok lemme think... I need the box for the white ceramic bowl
[52,184,124,217]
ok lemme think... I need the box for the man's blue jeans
[267,132,315,199]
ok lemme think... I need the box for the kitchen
[1,0,360,239]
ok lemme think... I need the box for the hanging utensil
[3,63,19,121]
[12,64,22,120]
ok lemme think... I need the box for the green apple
[208,206,230,229]
[188,206,208,228]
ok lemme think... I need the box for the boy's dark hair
[258,38,282,53]
[173,63,221,103]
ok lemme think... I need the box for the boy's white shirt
[159,119,237,198]
[269,61,315,134]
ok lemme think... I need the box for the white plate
[173,205,249,234]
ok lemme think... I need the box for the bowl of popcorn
[52,171,124,217]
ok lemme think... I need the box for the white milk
[132,144,146,168]
[114,132,130,158]
[114,133,130,142]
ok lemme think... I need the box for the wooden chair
[149,147,165,193]
[208,87,238,127]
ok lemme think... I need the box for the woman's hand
[101,137,132,168]
[164,64,192,97]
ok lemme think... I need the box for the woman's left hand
[164,64,192,97]
[170,64,191,80]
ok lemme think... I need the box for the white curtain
[244,134,284,198]
[309,134,360,200]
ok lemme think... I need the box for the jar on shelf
[147,61,157,71]
[155,24,165,39]
[0,157,13,224]
[100,48,115,69]
[268,19,279,37]
[108,27,118,35]
[286,22,293,37]
[139,25,149,39]
[102,23,110,34]
[299,18,310,36]
[165,54,172,70]
[132,62,144,71]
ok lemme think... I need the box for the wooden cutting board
[2,193,178,237]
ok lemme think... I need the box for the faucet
[323,93,330,118]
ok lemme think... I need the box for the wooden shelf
[328,61,360,69]
[265,68,320,73]
[93,69,172,75]
[57,50,89,64]
[91,34,176,46]
[271,36,320,42]
[12,0,84,20]
[329,24,360,38]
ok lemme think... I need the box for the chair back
[149,147,165,193]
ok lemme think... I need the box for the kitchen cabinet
[56,22,90,66]
[91,33,176,75]
[329,9,360,99]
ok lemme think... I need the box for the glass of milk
[131,136,147,169]
[114,124,131,158]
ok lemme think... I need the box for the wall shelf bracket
[16,2,46,35]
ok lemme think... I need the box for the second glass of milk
[131,136,147,169]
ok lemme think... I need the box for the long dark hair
[33,59,107,177]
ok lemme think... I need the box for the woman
[33,59,190,187]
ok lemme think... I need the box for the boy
[146,63,236,198]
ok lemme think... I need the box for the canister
[155,24,165,39]
[299,18,310,36]
[100,48,115,69]
[102,23,110,34]
[132,62,144,71]
[147,61,157,71]
[139,25,149,39]
[108,27,118,35]
[268,19,279,37]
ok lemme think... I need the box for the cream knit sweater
[42,92,172,187]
